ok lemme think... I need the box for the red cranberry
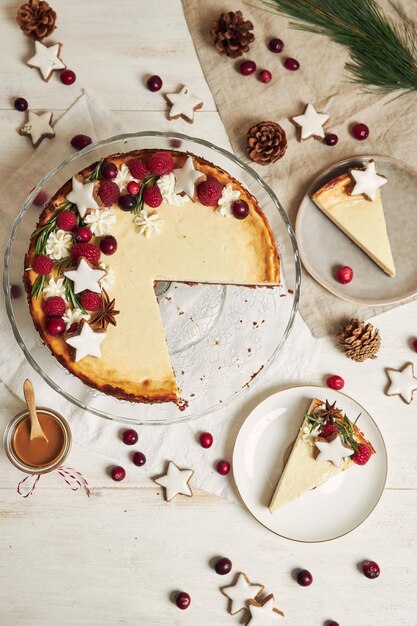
[352,123,369,140]
[147,75,163,92]
[122,429,138,445]
[60,69,76,85]
[100,235,117,255]
[101,162,118,180]
[239,60,257,76]
[362,560,380,579]
[133,451,146,466]
[46,317,65,336]
[175,592,190,610]
[118,194,136,212]
[14,97,28,111]
[215,557,232,575]
[336,265,353,284]
[11,284,22,299]
[325,133,338,146]
[413,339,417,352]
[328,622,339,626]
[297,569,313,586]
[216,460,230,476]
[111,466,126,481]
[259,69,272,84]
[232,200,249,220]
[268,38,284,53]
[75,226,92,243]
[33,190,48,207]
[284,57,300,71]
[327,375,345,391]
[71,134,92,151]
[127,181,140,195]
[199,432,213,448]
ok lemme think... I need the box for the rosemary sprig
[64,276,84,311]
[32,201,77,255]
[31,274,46,299]
[132,175,157,215]
[87,160,103,181]
[263,0,417,94]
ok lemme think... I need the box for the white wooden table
[0,2,416,624]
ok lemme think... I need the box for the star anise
[90,290,119,331]
[315,400,343,423]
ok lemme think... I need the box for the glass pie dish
[4,132,300,425]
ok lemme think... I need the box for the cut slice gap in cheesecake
[269,398,375,512]
[312,173,396,277]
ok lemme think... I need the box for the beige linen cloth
[182,0,417,337]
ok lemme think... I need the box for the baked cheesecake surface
[25,150,280,404]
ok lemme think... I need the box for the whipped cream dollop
[302,423,321,446]
[45,229,72,260]
[99,262,115,290]
[114,164,134,191]
[216,183,240,218]
[134,209,163,238]
[43,276,66,299]
[84,208,116,236]
[157,173,189,206]
[62,307,90,330]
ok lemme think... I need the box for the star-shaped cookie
[165,85,203,123]
[315,434,354,467]
[172,156,205,198]
[153,461,193,501]
[291,103,329,141]
[63,258,106,294]
[27,40,66,81]
[221,572,264,615]
[246,594,284,624]
[350,160,387,201]
[66,176,99,219]
[386,362,417,404]
[66,321,107,362]
[19,110,55,148]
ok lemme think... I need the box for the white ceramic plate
[233,385,387,542]
[296,155,417,305]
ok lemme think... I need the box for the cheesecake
[25,150,280,404]
[312,171,395,277]
[269,398,375,512]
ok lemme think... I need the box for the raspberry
[56,211,77,231]
[321,422,339,438]
[143,186,162,208]
[32,255,53,275]
[98,180,120,207]
[80,291,101,311]
[352,443,372,465]
[196,176,223,206]
[149,151,174,176]
[128,159,150,180]
[44,296,66,317]
[71,243,101,265]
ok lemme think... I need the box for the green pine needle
[263,0,417,93]
[132,175,157,215]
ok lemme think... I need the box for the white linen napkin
[0,92,319,500]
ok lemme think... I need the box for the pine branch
[264,0,417,93]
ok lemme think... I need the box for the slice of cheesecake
[312,173,395,277]
[269,399,375,512]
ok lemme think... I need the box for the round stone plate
[232,385,387,542]
[296,155,417,305]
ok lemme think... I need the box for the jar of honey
[4,407,72,474]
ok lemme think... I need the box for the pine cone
[16,0,57,40]
[246,121,288,165]
[210,10,255,58]
[337,318,381,362]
